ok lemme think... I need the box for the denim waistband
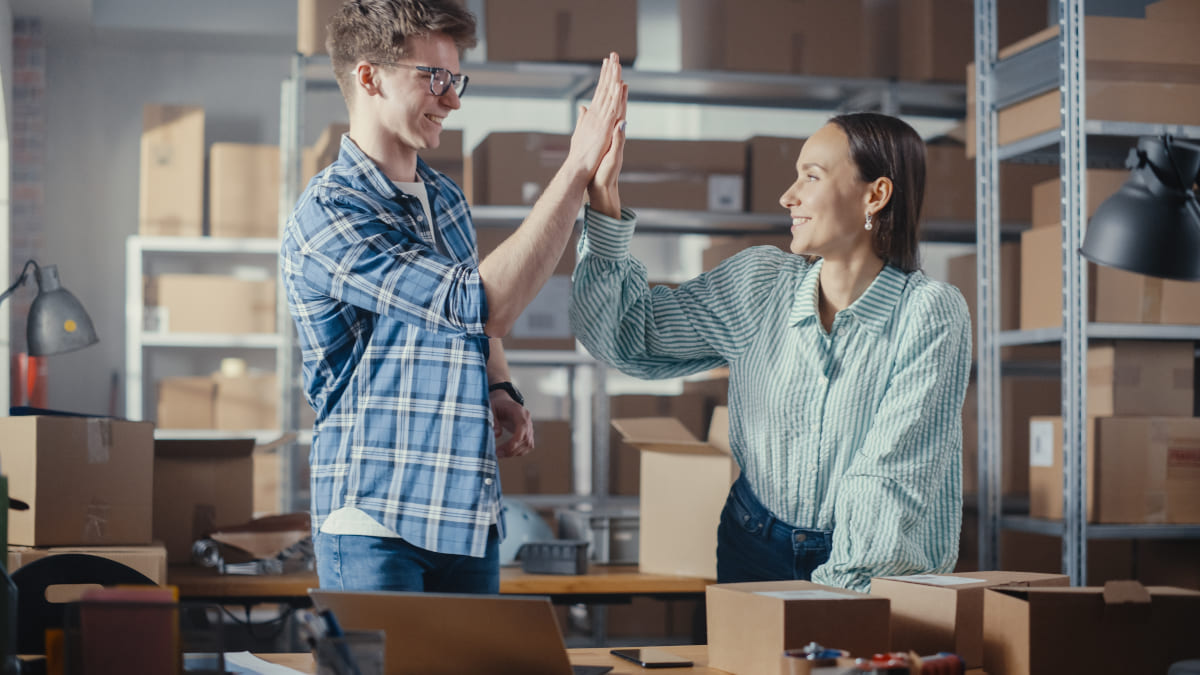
[729,474,833,547]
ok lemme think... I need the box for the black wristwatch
[488,381,525,406]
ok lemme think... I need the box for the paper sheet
[220,652,309,675]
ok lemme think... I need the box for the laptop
[309,589,613,675]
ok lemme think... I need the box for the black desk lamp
[0,260,99,356]
[1079,135,1200,281]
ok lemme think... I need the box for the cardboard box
[214,373,277,430]
[702,235,793,272]
[870,571,1068,668]
[423,128,464,187]
[746,136,807,214]
[608,393,714,496]
[966,17,1200,155]
[1030,169,1129,229]
[297,0,342,56]
[961,375,1061,497]
[7,544,168,586]
[157,376,217,429]
[1029,416,1200,523]
[1,416,155,547]
[253,449,282,517]
[1020,224,1200,329]
[613,408,736,579]
[1147,0,1200,23]
[923,143,1058,223]
[302,122,349,184]
[681,0,898,79]
[982,582,1200,675]
[474,225,577,350]
[153,438,256,563]
[139,104,204,237]
[485,0,637,64]
[1086,341,1193,417]
[620,139,746,212]
[898,0,1048,83]
[209,143,280,239]
[467,132,569,206]
[945,243,1060,362]
[706,580,890,675]
[498,420,573,494]
[145,274,276,334]
[1136,539,1200,590]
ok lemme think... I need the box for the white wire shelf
[139,332,284,349]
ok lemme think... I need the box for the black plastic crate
[517,540,589,575]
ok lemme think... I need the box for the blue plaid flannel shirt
[281,134,500,558]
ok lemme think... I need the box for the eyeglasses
[373,63,469,97]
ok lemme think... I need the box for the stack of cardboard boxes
[3,415,271,576]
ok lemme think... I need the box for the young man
[281,0,627,593]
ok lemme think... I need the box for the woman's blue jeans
[716,474,833,583]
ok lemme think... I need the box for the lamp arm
[0,260,40,306]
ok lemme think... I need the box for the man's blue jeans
[716,475,834,583]
[314,526,500,593]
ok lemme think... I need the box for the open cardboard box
[612,407,737,579]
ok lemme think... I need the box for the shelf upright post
[973,0,1002,571]
[277,53,308,513]
[125,236,145,420]
[1059,0,1089,586]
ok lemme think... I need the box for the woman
[570,112,971,592]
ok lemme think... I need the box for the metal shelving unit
[974,0,1200,585]
[279,53,969,513]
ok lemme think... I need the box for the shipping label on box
[870,571,1068,669]
[1,417,155,547]
[707,580,889,675]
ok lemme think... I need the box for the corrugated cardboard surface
[1147,0,1200,23]
[1,417,155,546]
[153,438,255,563]
[475,225,577,350]
[1030,169,1129,229]
[146,274,276,334]
[614,408,735,578]
[485,0,637,63]
[898,0,1048,83]
[1021,224,1200,329]
[982,583,1200,675]
[681,0,896,78]
[139,104,204,237]
[498,420,573,494]
[157,376,217,429]
[609,393,716,496]
[7,544,168,585]
[467,132,569,206]
[296,0,342,56]
[618,139,746,212]
[962,375,1061,497]
[209,143,280,239]
[1086,341,1194,417]
[1030,416,1200,523]
[869,571,1068,669]
[924,144,1057,223]
[706,580,889,675]
[746,136,807,214]
[214,373,277,430]
[702,235,792,273]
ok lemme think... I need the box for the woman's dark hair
[828,112,926,273]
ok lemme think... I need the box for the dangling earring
[864,212,873,231]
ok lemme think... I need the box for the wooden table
[258,644,721,673]
[170,564,712,605]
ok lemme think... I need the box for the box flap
[613,414,734,457]
[154,438,256,459]
[1103,580,1151,605]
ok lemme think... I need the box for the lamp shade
[1079,136,1200,281]
[26,265,99,356]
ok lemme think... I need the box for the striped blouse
[569,207,972,591]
